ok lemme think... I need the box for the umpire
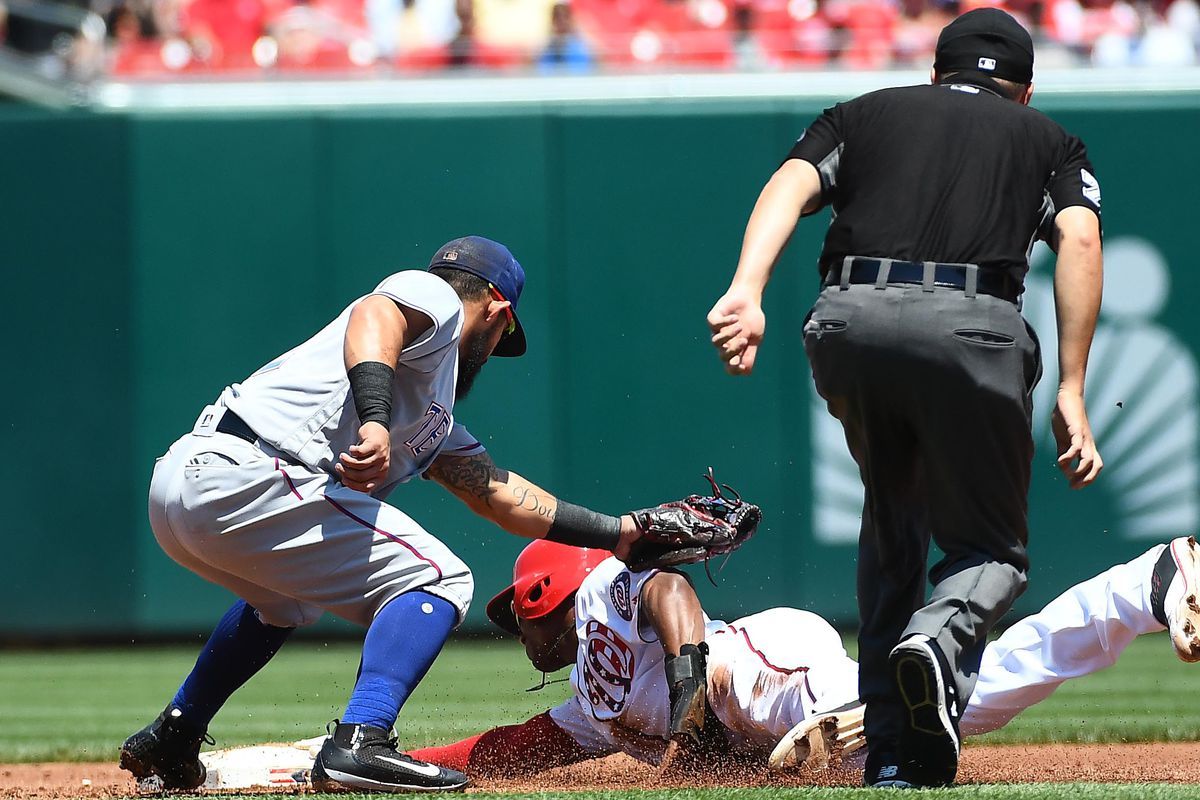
[706,8,1103,789]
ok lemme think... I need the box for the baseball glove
[624,469,761,573]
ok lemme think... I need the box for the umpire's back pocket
[953,329,1016,347]
[804,319,848,338]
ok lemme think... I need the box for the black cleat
[119,705,212,790]
[311,722,469,793]
[863,745,914,788]
[890,635,960,787]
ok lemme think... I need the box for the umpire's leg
[903,290,1039,722]
[854,478,930,757]
[835,399,931,766]
[804,287,934,772]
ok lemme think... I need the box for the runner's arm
[640,571,706,656]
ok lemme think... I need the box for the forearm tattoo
[511,485,555,519]
[428,453,509,508]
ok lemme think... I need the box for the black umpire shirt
[787,73,1103,282]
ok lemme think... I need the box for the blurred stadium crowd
[1,0,1198,79]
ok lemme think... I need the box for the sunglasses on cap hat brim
[488,284,516,336]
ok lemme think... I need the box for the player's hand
[336,422,391,493]
[613,515,639,561]
[707,288,766,375]
[1051,389,1102,489]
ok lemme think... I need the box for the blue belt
[825,257,1021,304]
[216,410,258,444]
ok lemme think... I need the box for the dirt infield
[6,743,1200,798]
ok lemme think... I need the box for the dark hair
[931,71,1027,102]
[430,266,491,302]
[937,71,1028,102]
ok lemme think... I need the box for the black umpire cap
[934,8,1035,84]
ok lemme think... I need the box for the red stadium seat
[275,43,372,72]
[825,0,895,68]
[755,16,833,65]
[111,39,220,76]
[660,28,734,66]
[180,0,268,69]
[394,45,452,71]
[112,41,174,76]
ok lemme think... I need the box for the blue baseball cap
[428,236,527,357]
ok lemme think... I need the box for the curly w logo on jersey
[610,573,633,621]
[583,620,635,717]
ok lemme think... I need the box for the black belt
[825,257,1021,304]
[216,410,259,444]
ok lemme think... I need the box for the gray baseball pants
[803,281,1042,752]
[148,409,475,629]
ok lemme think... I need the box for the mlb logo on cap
[935,8,1035,84]
[443,250,459,261]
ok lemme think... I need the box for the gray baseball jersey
[221,270,484,496]
[149,270,486,629]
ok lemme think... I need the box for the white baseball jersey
[222,270,484,495]
[544,543,1181,763]
[548,558,860,763]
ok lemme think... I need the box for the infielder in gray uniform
[120,237,651,794]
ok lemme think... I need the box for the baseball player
[118,236,726,794]
[404,536,1200,777]
[707,7,1104,787]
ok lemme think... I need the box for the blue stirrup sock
[342,591,457,730]
[171,599,294,728]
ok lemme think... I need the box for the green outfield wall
[3,92,1198,638]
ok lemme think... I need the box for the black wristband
[347,361,394,428]
[546,501,622,551]
[665,642,708,684]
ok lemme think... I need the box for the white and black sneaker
[1159,537,1200,663]
[311,722,469,793]
[890,635,960,787]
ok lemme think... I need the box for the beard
[455,328,492,401]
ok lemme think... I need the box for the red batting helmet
[485,539,609,636]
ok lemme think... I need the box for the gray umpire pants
[803,279,1041,753]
